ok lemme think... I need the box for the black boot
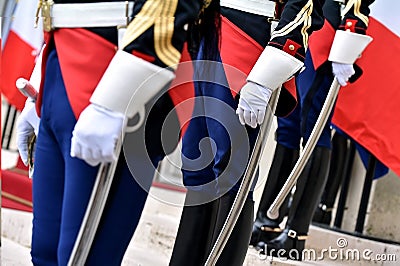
[169,191,219,266]
[250,144,299,247]
[313,133,348,225]
[170,191,254,266]
[210,192,254,266]
[266,146,331,261]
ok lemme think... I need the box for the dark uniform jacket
[50,0,374,71]
[42,0,374,120]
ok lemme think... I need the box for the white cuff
[328,30,373,64]
[247,46,303,91]
[90,50,175,118]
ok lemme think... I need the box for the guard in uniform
[170,0,326,265]
[16,0,207,265]
[250,0,374,260]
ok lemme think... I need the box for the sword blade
[205,88,281,266]
[67,137,123,266]
[267,78,340,219]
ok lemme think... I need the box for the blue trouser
[277,51,334,150]
[276,105,302,150]
[31,49,161,265]
[181,50,259,200]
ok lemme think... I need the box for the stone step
[2,186,399,265]
[1,237,32,266]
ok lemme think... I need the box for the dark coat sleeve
[339,0,374,34]
[268,0,325,62]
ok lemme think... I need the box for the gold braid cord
[200,0,213,14]
[342,0,369,27]
[271,0,314,50]
[121,0,181,68]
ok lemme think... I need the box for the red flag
[332,3,400,176]
[1,0,43,110]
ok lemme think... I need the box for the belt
[36,1,134,32]
[220,0,276,18]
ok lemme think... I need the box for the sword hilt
[16,78,38,101]
[16,78,39,178]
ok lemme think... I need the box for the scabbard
[68,136,123,266]
[267,78,340,219]
[205,88,281,266]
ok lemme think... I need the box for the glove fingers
[101,141,117,163]
[257,110,266,125]
[85,158,100,167]
[236,108,246,125]
[236,82,271,128]
[16,100,40,167]
[332,63,355,87]
[89,148,103,167]
[33,120,41,136]
[70,104,124,165]
[243,110,252,127]
[250,112,257,128]
[71,136,114,165]
[86,159,100,167]
[70,137,82,158]
[17,138,29,166]
[240,108,262,128]
[337,76,348,86]
[81,147,99,167]
[16,130,33,166]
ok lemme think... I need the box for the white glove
[332,62,355,86]
[236,81,273,128]
[16,99,40,166]
[71,103,125,166]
